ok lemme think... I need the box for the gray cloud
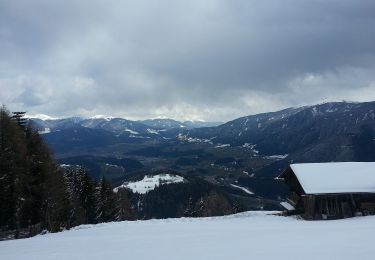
[1,0,375,121]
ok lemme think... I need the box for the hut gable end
[278,162,375,220]
[278,166,306,195]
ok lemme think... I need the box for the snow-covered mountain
[30,117,221,132]
[30,117,155,136]
[140,119,223,130]
[183,120,223,129]
[33,101,375,154]
[1,211,374,260]
[186,101,375,159]
[140,118,187,129]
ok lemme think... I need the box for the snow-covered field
[1,211,374,260]
[114,174,185,194]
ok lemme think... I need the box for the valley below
[28,101,375,214]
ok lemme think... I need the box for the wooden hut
[277,162,375,220]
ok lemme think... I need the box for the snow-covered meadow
[1,211,374,260]
[113,174,185,194]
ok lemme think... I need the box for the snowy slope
[114,174,185,194]
[1,212,374,260]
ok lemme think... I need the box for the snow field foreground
[1,211,374,260]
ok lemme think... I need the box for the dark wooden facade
[279,166,375,220]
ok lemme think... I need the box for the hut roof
[278,162,375,195]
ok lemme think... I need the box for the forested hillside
[0,107,135,239]
[0,107,70,235]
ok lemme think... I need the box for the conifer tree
[11,112,27,128]
[80,169,97,224]
[96,177,116,222]
[64,167,97,225]
[0,107,19,229]
[115,189,134,221]
[44,167,71,231]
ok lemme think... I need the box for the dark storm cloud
[1,0,375,121]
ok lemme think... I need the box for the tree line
[0,107,134,239]
[137,176,239,219]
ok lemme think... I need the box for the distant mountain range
[28,101,375,200]
[30,116,222,132]
[28,117,224,156]
[141,119,223,129]
[29,101,375,161]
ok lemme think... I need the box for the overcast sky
[1,0,375,121]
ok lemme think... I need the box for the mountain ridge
[28,101,375,200]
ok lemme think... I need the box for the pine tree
[63,168,79,226]
[44,167,71,232]
[81,170,97,224]
[183,196,196,217]
[96,177,116,222]
[64,167,97,226]
[0,107,19,229]
[115,189,134,221]
[11,112,27,129]
[17,127,48,229]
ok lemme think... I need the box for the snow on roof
[289,162,375,194]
